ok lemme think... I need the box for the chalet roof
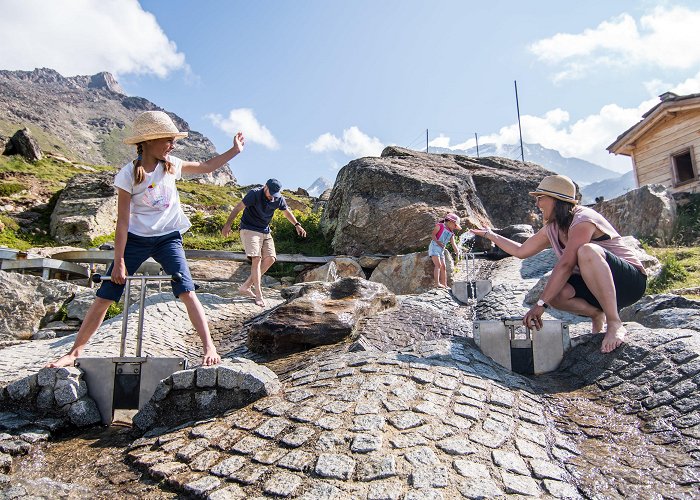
[607,92,700,156]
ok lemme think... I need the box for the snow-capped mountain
[307,176,332,197]
[428,143,622,186]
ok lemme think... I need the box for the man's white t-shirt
[113,155,191,237]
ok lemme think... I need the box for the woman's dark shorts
[96,231,195,302]
[567,249,647,311]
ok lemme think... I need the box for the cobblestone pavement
[2,252,699,498]
[126,341,582,499]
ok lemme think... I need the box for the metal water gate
[474,318,570,375]
[76,273,188,425]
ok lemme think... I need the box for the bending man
[471,175,647,353]
[222,179,306,306]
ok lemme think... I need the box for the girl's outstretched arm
[181,132,245,174]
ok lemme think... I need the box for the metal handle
[91,273,183,356]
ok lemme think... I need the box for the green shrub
[269,209,332,256]
[672,193,700,245]
[0,181,27,197]
[105,302,124,320]
[647,253,689,294]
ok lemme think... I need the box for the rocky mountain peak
[0,67,235,185]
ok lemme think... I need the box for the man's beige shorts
[240,229,276,259]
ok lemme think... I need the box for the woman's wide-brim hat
[124,111,188,145]
[529,175,578,204]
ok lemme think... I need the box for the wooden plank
[184,250,334,264]
[1,258,90,278]
[53,249,335,265]
[635,127,700,158]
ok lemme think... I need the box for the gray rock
[248,278,396,355]
[301,257,366,282]
[315,453,355,480]
[6,375,36,401]
[54,379,87,406]
[4,128,42,161]
[68,399,101,427]
[370,251,455,294]
[321,146,549,255]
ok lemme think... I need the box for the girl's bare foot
[601,321,627,353]
[46,352,79,368]
[201,348,221,366]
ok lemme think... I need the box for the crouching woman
[471,175,647,353]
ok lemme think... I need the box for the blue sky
[2,1,700,189]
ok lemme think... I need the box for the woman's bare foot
[238,284,256,298]
[591,312,606,334]
[201,348,221,366]
[46,352,79,368]
[601,321,627,353]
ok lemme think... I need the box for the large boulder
[620,294,700,331]
[3,128,42,161]
[369,251,454,294]
[247,277,396,355]
[300,257,366,282]
[320,146,551,256]
[50,172,117,246]
[594,184,676,245]
[0,271,79,340]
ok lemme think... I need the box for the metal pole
[475,132,479,158]
[514,80,525,163]
[426,129,429,153]
[119,280,131,357]
[136,277,147,357]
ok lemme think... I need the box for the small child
[428,213,462,288]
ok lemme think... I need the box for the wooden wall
[632,109,700,194]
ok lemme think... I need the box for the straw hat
[528,175,578,204]
[123,111,188,145]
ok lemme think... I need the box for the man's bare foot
[238,284,256,298]
[601,322,627,353]
[591,312,606,334]
[46,352,79,368]
[201,348,221,366]
[254,296,266,307]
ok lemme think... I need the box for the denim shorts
[96,231,195,302]
[567,249,647,311]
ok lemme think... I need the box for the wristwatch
[294,222,301,227]
[536,299,549,308]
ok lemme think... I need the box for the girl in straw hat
[429,213,462,289]
[48,111,245,368]
[471,175,647,354]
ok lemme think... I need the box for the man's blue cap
[266,178,282,199]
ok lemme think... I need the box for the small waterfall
[326,261,339,282]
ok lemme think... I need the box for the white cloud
[0,0,186,77]
[207,108,279,150]
[428,134,451,148]
[445,98,660,173]
[530,6,700,82]
[307,126,384,157]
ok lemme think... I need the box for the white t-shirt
[113,155,191,237]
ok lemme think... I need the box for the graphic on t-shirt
[142,181,171,209]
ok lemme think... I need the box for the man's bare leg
[46,297,114,368]
[179,291,221,366]
[577,244,626,353]
[240,255,275,300]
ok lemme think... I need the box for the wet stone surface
[0,253,699,498]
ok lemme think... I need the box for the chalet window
[672,149,696,185]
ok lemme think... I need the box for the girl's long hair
[132,142,174,184]
[551,199,576,233]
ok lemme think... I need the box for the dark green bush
[0,181,27,197]
[647,253,689,293]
